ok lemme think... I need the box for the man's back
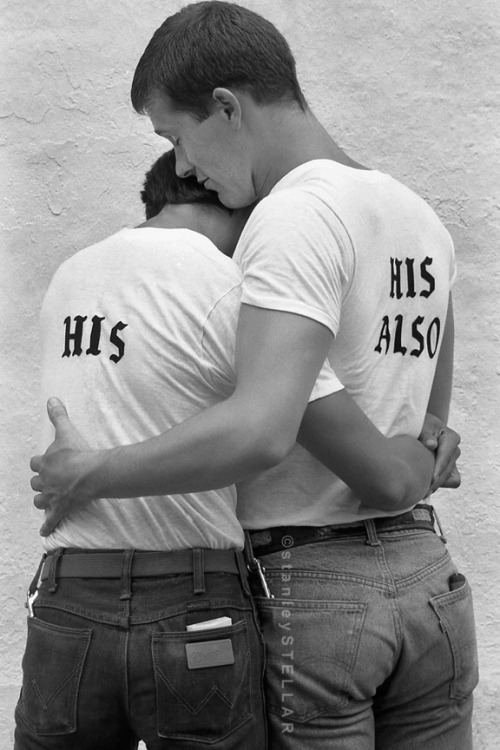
[40,226,243,550]
[235,160,455,526]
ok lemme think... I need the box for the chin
[221,192,255,210]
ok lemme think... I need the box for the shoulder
[52,229,133,276]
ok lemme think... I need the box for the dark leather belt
[249,504,438,557]
[40,548,242,581]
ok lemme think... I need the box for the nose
[174,146,194,179]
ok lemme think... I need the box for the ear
[212,87,242,129]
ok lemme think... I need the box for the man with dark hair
[140,149,224,219]
[31,3,476,749]
[15,152,268,750]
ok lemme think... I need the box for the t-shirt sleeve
[309,359,344,402]
[199,284,241,397]
[234,189,354,337]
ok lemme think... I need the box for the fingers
[39,509,62,537]
[30,455,43,472]
[33,493,49,509]
[31,475,44,492]
[434,437,461,483]
[430,452,462,493]
[419,412,442,451]
[441,465,461,489]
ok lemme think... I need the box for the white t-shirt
[234,160,456,528]
[40,227,245,551]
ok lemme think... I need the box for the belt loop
[192,549,206,594]
[235,549,251,597]
[364,519,381,547]
[119,550,134,601]
[431,506,448,544]
[47,548,64,593]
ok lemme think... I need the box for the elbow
[244,428,296,474]
[253,436,295,472]
[359,469,425,513]
[233,403,299,475]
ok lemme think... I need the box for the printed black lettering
[390,258,403,299]
[375,314,442,359]
[374,316,391,354]
[410,316,425,357]
[419,257,435,298]
[109,321,128,363]
[62,315,87,357]
[405,258,417,298]
[426,317,441,358]
[393,314,407,355]
[86,315,105,356]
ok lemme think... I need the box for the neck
[137,204,204,232]
[249,104,368,199]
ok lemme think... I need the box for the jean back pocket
[430,574,479,700]
[257,597,367,722]
[152,618,254,743]
[15,617,92,735]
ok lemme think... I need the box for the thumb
[420,430,438,451]
[47,397,91,450]
[47,397,71,434]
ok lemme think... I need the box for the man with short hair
[15,152,268,750]
[31,3,475,749]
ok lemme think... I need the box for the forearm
[427,295,454,423]
[299,390,434,511]
[83,397,293,501]
[376,435,434,510]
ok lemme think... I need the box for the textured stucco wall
[1,0,499,746]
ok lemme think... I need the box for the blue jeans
[14,552,267,750]
[256,522,478,750]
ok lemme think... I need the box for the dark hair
[140,149,227,219]
[131,1,307,119]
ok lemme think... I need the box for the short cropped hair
[131,1,307,119]
[140,149,228,219]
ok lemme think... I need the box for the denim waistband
[249,504,439,556]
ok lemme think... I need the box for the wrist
[74,449,109,503]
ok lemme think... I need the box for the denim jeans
[255,522,478,750]
[14,552,267,750]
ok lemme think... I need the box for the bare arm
[427,294,454,424]
[418,296,461,490]
[32,306,334,533]
[298,389,435,512]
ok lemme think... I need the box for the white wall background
[1,0,499,746]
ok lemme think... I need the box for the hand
[31,398,95,536]
[419,412,461,493]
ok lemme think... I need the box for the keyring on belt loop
[243,531,274,599]
[25,553,47,617]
